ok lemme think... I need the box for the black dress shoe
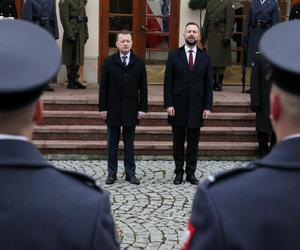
[105,175,116,185]
[129,175,140,185]
[186,175,199,185]
[173,174,183,185]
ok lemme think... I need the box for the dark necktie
[122,55,127,66]
[189,50,194,72]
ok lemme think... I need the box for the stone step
[33,125,256,142]
[43,99,251,113]
[39,111,255,127]
[34,140,258,157]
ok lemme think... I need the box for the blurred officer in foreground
[250,51,276,157]
[0,0,17,18]
[23,0,59,91]
[181,20,300,250]
[59,0,88,89]
[203,0,234,91]
[0,20,119,250]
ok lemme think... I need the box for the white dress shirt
[184,45,197,65]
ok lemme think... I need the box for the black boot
[67,74,78,89]
[214,75,223,91]
[74,65,86,89]
[44,83,54,91]
[257,132,269,157]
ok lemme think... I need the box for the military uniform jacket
[185,136,300,250]
[244,0,280,66]
[0,0,17,18]
[0,139,119,250]
[59,0,88,65]
[164,46,213,128]
[250,52,273,132]
[23,0,59,39]
[99,52,148,126]
[203,0,234,67]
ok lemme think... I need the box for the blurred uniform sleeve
[91,192,120,249]
[182,185,223,250]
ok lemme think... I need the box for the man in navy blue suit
[99,30,148,185]
[182,20,300,250]
[0,20,119,250]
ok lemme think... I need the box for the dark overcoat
[23,0,59,39]
[289,3,300,20]
[0,0,17,17]
[59,0,88,65]
[250,52,273,132]
[99,52,148,126]
[0,139,119,250]
[244,0,279,66]
[164,46,213,128]
[186,136,300,250]
[203,0,235,67]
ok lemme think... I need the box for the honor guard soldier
[0,0,17,19]
[289,2,300,20]
[182,20,300,250]
[23,0,59,91]
[202,0,234,91]
[250,51,276,157]
[59,0,88,89]
[243,0,280,67]
[0,19,119,250]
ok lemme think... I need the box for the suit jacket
[164,46,213,128]
[99,51,148,126]
[186,136,300,250]
[23,0,59,39]
[250,52,273,132]
[0,139,119,250]
[244,0,280,66]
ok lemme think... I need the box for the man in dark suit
[0,19,119,250]
[99,30,148,185]
[250,51,276,157]
[181,21,300,250]
[164,22,213,185]
[23,0,59,91]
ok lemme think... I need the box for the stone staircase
[33,84,258,159]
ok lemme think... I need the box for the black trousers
[107,126,136,177]
[172,127,200,176]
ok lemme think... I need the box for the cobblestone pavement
[52,160,249,250]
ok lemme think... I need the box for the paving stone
[52,160,248,248]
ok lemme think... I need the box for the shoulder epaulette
[203,163,257,188]
[256,51,261,55]
[57,168,103,192]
